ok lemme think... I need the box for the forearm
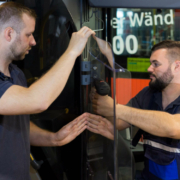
[116,104,178,138]
[106,116,130,131]
[0,52,76,115]
[29,51,76,109]
[30,121,56,146]
[29,28,94,110]
[116,118,131,131]
[106,53,113,68]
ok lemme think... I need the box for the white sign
[111,10,174,55]
[111,10,174,28]
[113,35,138,55]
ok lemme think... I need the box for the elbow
[33,100,49,113]
[164,115,180,139]
[168,129,180,139]
[167,125,180,139]
[38,103,49,113]
[27,88,50,114]
[168,131,177,139]
[168,131,178,139]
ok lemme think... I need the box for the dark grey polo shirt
[0,64,30,180]
[130,86,180,113]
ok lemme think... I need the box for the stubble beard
[9,37,27,61]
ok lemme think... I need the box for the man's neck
[162,83,180,110]
[0,59,12,77]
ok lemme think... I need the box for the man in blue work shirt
[88,40,180,180]
[0,2,95,180]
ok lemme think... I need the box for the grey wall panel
[63,0,81,30]
[88,0,180,8]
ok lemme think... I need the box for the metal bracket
[81,75,90,85]
[81,61,91,72]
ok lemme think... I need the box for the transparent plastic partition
[86,36,133,180]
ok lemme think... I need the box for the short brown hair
[0,2,37,33]
[151,40,180,62]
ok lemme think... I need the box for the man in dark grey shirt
[0,2,95,179]
[0,64,31,179]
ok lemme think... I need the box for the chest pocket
[145,146,179,180]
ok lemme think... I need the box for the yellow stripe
[30,154,34,161]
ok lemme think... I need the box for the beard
[149,66,174,91]
[9,36,28,60]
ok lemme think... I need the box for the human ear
[4,27,15,42]
[174,60,180,71]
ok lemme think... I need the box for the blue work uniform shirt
[131,86,180,180]
[0,63,30,180]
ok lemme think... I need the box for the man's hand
[52,113,88,146]
[66,27,95,57]
[92,93,114,117]
[87,114,114,140]
[93,35,113,67]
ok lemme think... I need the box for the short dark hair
[0,2,37,33]
[151,40,180,62]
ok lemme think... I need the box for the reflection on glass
[85,36,133,180]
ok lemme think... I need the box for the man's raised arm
[0,27,95,115]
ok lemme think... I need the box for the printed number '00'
[113,35,138,55]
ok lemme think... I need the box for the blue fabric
[0,63,31,180]
[0,63,27,98]
[0,80,12,97]
[149,159,178,180]
[130,86,180,179]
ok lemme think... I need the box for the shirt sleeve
[0,79,13,98]
[126,86,152,109]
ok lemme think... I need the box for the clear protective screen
[85,35,133,180]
